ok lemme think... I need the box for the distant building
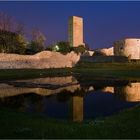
[68,16,84,47]
[114,38,140,59]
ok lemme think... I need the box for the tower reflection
[0,77,140,122]
[70,95,83,122]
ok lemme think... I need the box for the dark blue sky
[0,1,140,49]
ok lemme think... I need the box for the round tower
[114,38,140,59]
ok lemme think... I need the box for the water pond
[0,76,140,122]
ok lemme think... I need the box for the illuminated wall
[68,16,84,47]
[114,38,140,59]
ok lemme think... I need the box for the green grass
[0,62,140,81]
[73,62,140,80]
[0,68,72,80]
[76,61,140,70]
[74,68,140,80]
[0,105,140,139]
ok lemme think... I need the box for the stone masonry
[68,16,84,47]
[114,38,140,59]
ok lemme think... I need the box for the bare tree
[26,27,46,54]
[31,27,46,46]
[0,12,14,31]
[15,22,25,35]
[0,12,26,35]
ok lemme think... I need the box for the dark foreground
[0,105,140,139]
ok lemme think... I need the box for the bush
[25,41,45,55]
[49,41,72,54]
[47,42,88,55]
[73,45,87,54]
[0,30,26,54]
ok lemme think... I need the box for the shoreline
[1,62,140,81]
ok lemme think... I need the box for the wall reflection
[0,76,80,98]
[115,83,140,102]
[101,86,114,93]
[0,76,140,122]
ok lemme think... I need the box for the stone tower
[68,16,84,47]
[114,38,140,59]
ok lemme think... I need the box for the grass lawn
[0,62,140,81]
[0,68,72,80]
[73,62,140,80]
[0,105,140,139]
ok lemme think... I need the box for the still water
[0,76,140,122]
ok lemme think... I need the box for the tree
[0,12,27,54]
[31,27,46,46]
[46,44,54,51]
[50,41,72,54]
[0,12,13,31]
[15,22,26,35]
[0,29,26,54]
[84,43,90,50]
[0,12,20,32]
[0,12,26,35]
[56,41,72,54]
[26,41,44,54]
[73,44,87,54]
[15,34,27,54]
[26,28,46,54]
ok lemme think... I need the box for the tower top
[69,16,83,21]
[70,16,83,19]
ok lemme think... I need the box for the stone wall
[0,51,80,69]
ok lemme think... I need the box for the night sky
[0,1,140,49]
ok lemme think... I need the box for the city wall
[0,51,80,69]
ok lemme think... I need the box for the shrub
[73,45,87,54]
[48,41,72,54]
[25,41,45,55]
[0,30,26,54]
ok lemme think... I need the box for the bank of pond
[0,62,140,138]
[0,75,140,138]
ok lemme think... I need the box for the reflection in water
[115,83,140,102]
[0,76,140,122]
[101,87,114,93]
[0,76,80,97]
[70,96,83,122]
